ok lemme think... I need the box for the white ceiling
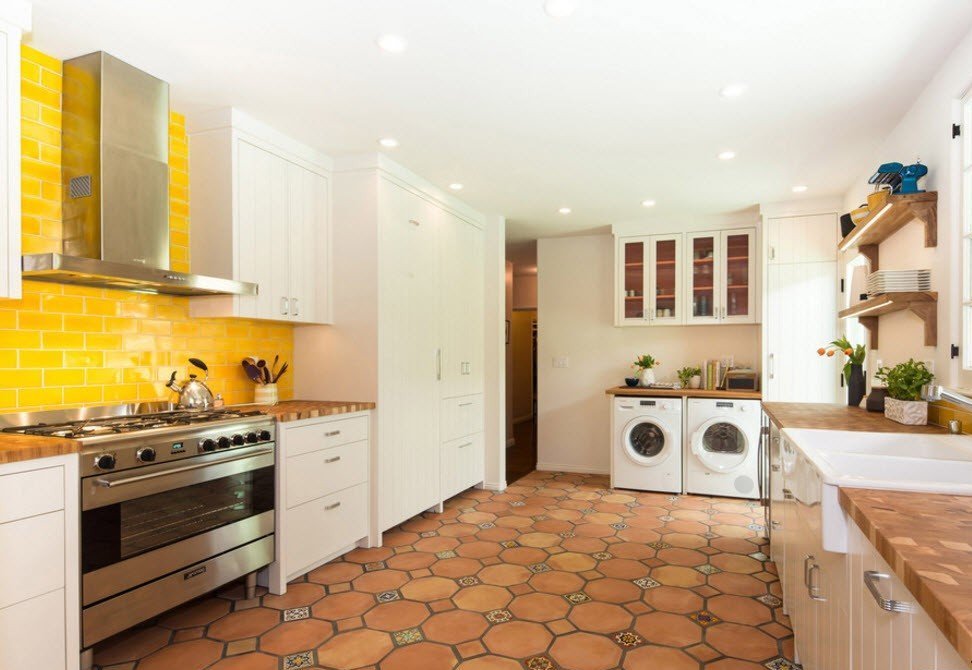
[27,0,972,242]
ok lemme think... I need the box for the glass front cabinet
[615,228,756,327]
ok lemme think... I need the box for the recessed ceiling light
[641,199,656,208]
[719,83,747,98]
[378,137,399,148]
[792,185,808,193]
[449,183,464,191]
[718,150,736,161]
[376,34,408,53]
[543,0,578,18]
[558,207,572,215]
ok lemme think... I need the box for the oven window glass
[82,466,273,573]
[701,423,745,454]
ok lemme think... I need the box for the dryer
[611,396,682,493]
[684,398,761,498]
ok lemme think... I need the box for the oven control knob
[136,447,157,463]
[94,453,116,470]
[200,438,217,452]
[245,432,259,444]
[217,436,232,450]
[258,429,272,442]
[232,434,245,446]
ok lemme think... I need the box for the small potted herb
[817,336,867,407]
[677,366,702,389]
[632,354,661,387]
[874,359,934,425]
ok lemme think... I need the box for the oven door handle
[95,448,275,488]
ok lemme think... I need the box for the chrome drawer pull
[324,430,341,437]
[864,571,913,613]
[458,402,473,407]
[808,561,826,602]
[324,502,342,511]
[324,456,341,464]
[458,442,473,448]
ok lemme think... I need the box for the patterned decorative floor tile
[91,471,794,670]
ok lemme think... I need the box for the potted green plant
[632,354,661,387]
[874,359,934,425]
[817,336,867,407]
[677,366,702,389]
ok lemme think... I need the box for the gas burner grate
[2,408,266,438]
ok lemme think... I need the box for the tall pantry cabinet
[294,155,486,535]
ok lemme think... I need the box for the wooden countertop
[606,386,761,400]
[255,400,376,423]
[840,487,972,664]
[762,402,946,433]
[0,433,79,465]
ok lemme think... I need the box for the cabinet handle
[863,571,913,613]
[436,349,441,381]
[292,297,299,316]
[458,402,473,407]
[804,555,813,587]
[807,560,827,602]
[324,456,341,464]
[280,297,290,315]
[770,520,781,529]
[409,219,421,227]
[768,353,775,380]
[324,501,342,511]
[324,430,341,437]
[458,442,473,448]
[782,488,793,500]
[771,464,781,472]
[769,246,776,261]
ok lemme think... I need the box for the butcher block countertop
[762,402,946,433]
[0,433,79,465]
[255,399,376,423]
[840,487,972,664]
[606,386,761,400]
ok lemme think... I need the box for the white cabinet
[440,211,485,396]
[188,108,332,325]
[0,454,79,670]
[685,228,756,325]
[615,234,683,326]
[0,2,29,299]
[269,412,371,593]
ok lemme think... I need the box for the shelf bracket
[858,244,879,273]
[909,200,938,247]
[908,302,938,346]
[858,315,879,350]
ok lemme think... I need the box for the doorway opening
[506,241,538,484]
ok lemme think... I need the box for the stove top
[0,405,266,440]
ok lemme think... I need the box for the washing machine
[611,396,682,493]
[684,398,761,498]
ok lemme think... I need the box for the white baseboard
[536,462,609,475]
[480,480,507,491]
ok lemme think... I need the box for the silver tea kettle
[167,358,215,409]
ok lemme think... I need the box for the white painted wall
[512,272,537,309]
[483,215,507,491]
[841,26,972,386]
[537,234,761,474]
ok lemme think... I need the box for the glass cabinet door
[722,229,755,322]
[686,233,719,323]
[619,237,648,323]
[649,235,681,324]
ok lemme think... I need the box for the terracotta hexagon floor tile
[261,583,326,610]
[657,547,709,567]
[362,600,430,632]
[705,659,768,670]
[422,609,489,644]
[208,653,278,670]
[94,626,172,665]
[380,641,457,670]
[708,572,768,597]
[624,645,699,670]
[632,611,702,647]
[401,576,460,602]
[311,591,377,621]
[478,563,532,586]
[455,540,504,558]
[344,547,394,564]
[596,558,650,580]
[135,639,224,670]
[414,536,461,553]
[581,577,642,604]
[483,620,553,658]
[608,541,655,560]
[316,629,393,668]
[429,556,483,577]
[158,598,231,629]
[499,546,549,565]
[549,631,622,670]
[573,523,615,538]
[711,553,763,574]
[509,592,570,622]
[529,570,585,595]
[686,642,721,662]
[306,561,364,585]
[258,618,333,655]
[352,569,410,594]
[642,585,704,614]
[387,551,437,571]
[567,602,633,634]
[707,594,773,625]
[207,608,280,641]
[651,565,706,588]
[706,621,780,662]
[452,584,513,612]
[456,655,523,669]
[546,552,597,573]
[438,523,480,538]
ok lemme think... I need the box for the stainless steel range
[0,403,276,651]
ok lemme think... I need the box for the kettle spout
[166,370,183,394]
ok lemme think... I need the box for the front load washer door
[622,417,673,467]
[692,418,749,472]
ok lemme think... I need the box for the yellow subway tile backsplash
[0,47,296,412]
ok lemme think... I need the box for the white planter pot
[884,398,928,425]
[638,368,656,387]
[689,376,702,389]
[254,383,279,405]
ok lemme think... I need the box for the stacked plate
[866,269,931,297]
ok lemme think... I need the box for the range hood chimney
[22,52,256,296]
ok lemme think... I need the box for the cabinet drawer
[0,465,64,524]
[285,483,368,575]
[0,511,65,609]
[440,395,484,442]
[284,415,369,458]
[441,432,484,500]
[286,440,368,509]
[0,589,66,670]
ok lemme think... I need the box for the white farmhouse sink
[814,450,972,495]
[784,428,972,462]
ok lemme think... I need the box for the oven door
[81,445,275,607]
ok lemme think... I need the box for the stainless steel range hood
[22,52,256,297]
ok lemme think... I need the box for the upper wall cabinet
[187,109,333,325]
[614,227,756,326]
[0,3,30,300]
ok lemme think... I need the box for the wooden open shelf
[838,192,938,254]
[838,291,937,349]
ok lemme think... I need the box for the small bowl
[624,377,639,387]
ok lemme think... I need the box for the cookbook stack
[865,269,930,297]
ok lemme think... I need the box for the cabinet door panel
[722,229,756,324]
[0,589,66,670]
[288,165,329,324]
[767,214,837,265]
[648,234,682,325]
[617,236,649,324]
[440,213,483,397]
[685,232,720,324]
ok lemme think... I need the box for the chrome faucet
[921,384,972,411]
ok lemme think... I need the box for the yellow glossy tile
[63,386,103,405]
[64,315,104,333]
[0,369,43,389]
[20,350,64,368]
[86,368,122,385]
[0,330,42,348]
[85,333,122,350]
[18,387,64,408]
[43,332,84,348]
[40,294,85,314]
[64,350,104,368]
[44,369,85,386]
[22,45,61,72]
[0,312,15,329]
